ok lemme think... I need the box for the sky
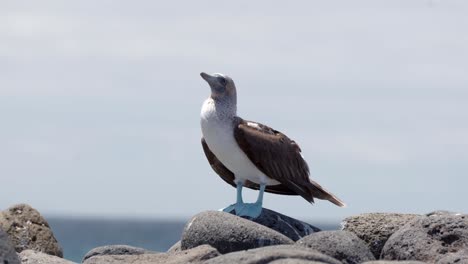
[1,0,467,221]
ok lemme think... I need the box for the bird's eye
[218,77,227,86]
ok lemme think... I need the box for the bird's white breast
[200,98,280,186]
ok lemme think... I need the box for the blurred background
[1,0,467,261]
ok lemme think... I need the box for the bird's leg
[221,181,245,214]
[235,184,265,219]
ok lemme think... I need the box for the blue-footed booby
[200,72,345,218]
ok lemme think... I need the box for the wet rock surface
[232,208,321,241]
[342,213,421,258]
[296,230,375,264]
[181,211,294,254]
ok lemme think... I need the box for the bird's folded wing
[233,118,315,201]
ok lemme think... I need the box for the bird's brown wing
[201,138,297,195]
[233,118,345,207]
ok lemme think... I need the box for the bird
[199,72,345,218]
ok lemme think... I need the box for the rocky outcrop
[232,208,321,241]
[0,204,63,257]
[342,213,421,258]
[181,211,294,254]
[82,245,155,262]
[0,228,20,264]
[204,245,342,264]
[19,250,76,264]
[381,214,468,263]
[296,230,375,264]
[83,244,220,264]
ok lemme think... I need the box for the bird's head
[200,72,237,102]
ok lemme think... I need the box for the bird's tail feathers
[307,179,346,207]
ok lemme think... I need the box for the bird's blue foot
[221,202,263,219]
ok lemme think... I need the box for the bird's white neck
[201,97,237,122]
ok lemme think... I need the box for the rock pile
[1,204,467,264]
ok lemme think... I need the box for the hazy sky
[1,0,467,221]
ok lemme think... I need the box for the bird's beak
[200,72,216,85]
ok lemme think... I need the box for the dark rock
[381,214,468,263]
[181,211,293,254]
[342,213,421,258]
[436,249,468,264]
[0,228,20,264]
[229,207,321,241]
[82,245,155,262]
[19,250,76,264]
[0,204,63,257]
[204,245,342,264]
[296,230,375,264]
[167,241,181,253]
[83,244,219,264]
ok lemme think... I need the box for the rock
[82,245,155,262]
[19,250,76,264]
[0,228,20,264]
[83,244,219,264]
[296,230,375,264]
[342,213,421,259]
[426,211,464,217]
[230,208,321,241]
[167,241,182,253]
[381,214,468,263]
[436,249,468,264]
[181,211,294,254]
[204,245,342,264]
[363,260,426,264]
[0,204,63,257]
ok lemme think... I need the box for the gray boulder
[230,208,321,241]
[83,244,219,264]
[0,228,20,264]
[381,214,468,263]
[19,250,76,264]
[167,241,181,253]
[0,204,63,257]
[181,211,293,254]
[82,245,155,262]
[296,230,375,264]
[204,245,342,264]
[342,213,420,258]
[363,260,426,264]
[436,249,468,264]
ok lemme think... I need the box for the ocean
[47,218,340,262]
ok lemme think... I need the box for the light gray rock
[181,211,293,254]
[381,214,468,263]
[0,204,63,257]
[363,260,426,264]
[342,213,420,259]
[204,245,342,264]
[82,245,155,262]
[229,208,321,241]
[296,230,375,264]
[167,241,181,253]
[436,249,468,264]
[83,244,219,264]
[0,228,20,264]
[19,250,76,264]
